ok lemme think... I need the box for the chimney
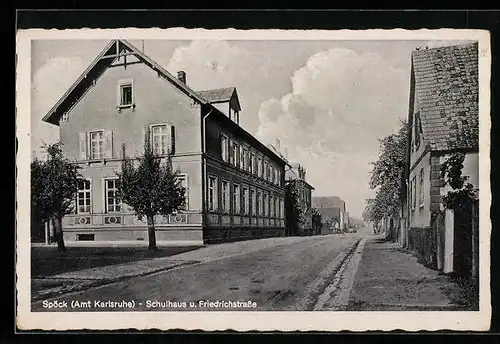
[275,139,281,152]
[177,71,186,84]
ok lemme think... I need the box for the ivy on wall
[440,152,477,210]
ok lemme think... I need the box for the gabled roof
[196,87,241,112]
[411,42,479,151]
[42,39,208,125]
[312,196,345,210]
[316,207,341,221]
[197,87,235,103]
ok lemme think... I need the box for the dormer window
[117,79,134,110]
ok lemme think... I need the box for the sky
[30,38,466,218]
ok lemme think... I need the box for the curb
[287,238,362,311]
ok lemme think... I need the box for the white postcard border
[16,28,492,332]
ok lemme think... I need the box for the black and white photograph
[16,28,491,331]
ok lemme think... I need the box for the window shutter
[79,132,87,160]
[142,126,149,153]
[170,125,176,155]
[104,130,113,158]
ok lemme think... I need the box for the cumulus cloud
[31,56,86,157]
[164,40,297,135]
[256,48,408,217]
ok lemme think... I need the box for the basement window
[76,233,95,241]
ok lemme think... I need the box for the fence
[408,226,438,269]
[410,199,479,282]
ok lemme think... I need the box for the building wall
[409,150,432,228]
[60,62,202,160]
[58,61,204,242]
[202,114,286,243]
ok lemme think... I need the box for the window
[281,197,285,219]
[270,195,274,218]
[230,141,237,166]
[411,176,417,210]
[233,184,241,214]
[90,131,104,160]
[258,157,263,177]
[117,79,134,109]
[419,168,425,207]
[120,83,133,106]
[414,112,422,149]
[264,193,269,217]
[234,143,240,168]
[277,170,281,186]
[177,174,189,211]
[257,190,262,216]
[408,178,413,210]
[221,135,229,162]
[151,124,169,156]
[250,153,255,174]
[274,196,278,218]
[263,161,268,180]
[79,130,113,161]
[250,189,256,216]
[240,146,245,169]
[208,176,218,211]
[77,179,91,214]
[242,187,249,215]
[59,112,69,123]
[105,179,121,213]
[222,180,230,213]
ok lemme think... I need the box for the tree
[285,180,304,236]
[440,152,477,210]
[364,119,408,224]
[116,133,186,250]
[311,208,323,235]
[31,142,80,251]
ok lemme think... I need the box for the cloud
[256,48,408,217]
[31,56,86,157]
[164,40,299,135]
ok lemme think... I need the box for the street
[32,234,364,312]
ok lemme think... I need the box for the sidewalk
[346,236,474,311]
[31,235,318,302]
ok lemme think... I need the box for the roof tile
[412,42,479,151]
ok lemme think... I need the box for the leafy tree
[311,207,323,235]
[364,119,408,223]
[116,133,185,250]
[440,152,477,210]
[285,180,304,236]
[31,142,80,251]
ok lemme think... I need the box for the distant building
[404,42,479,278]
[40,39,288,244]
[312,196,348,233]
[285,163,315,235]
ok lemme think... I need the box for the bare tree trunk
[53,216,66,252]
[147,214,157,251]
